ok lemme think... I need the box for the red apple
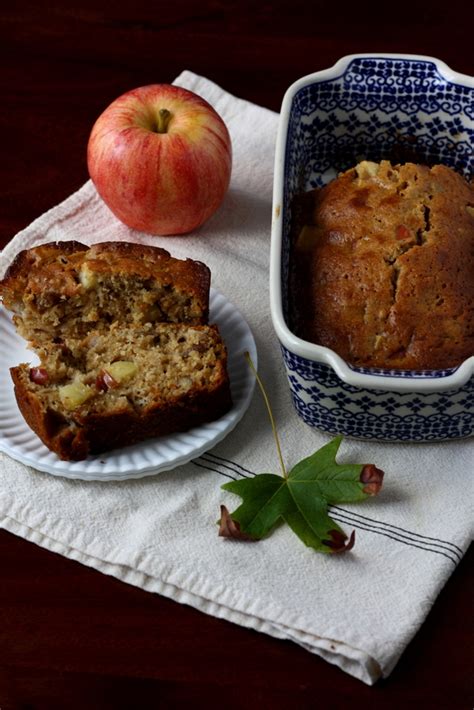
[87,84,232,235]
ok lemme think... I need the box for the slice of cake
[0,241,232,460]
[1,240,211,348]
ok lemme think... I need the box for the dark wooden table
[1,3,473,707]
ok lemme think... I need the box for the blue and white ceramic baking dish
[270,54,474,442]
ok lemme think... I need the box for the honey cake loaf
[0,241,233,460]
[0,240,211,348]
[291,161,474,369]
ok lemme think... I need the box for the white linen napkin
[0,71,472,686]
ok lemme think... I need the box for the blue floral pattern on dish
[282,347,474,441]
[279,56,473,441]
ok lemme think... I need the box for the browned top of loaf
[291,161,474,369]
[1,241,210,308]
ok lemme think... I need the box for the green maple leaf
[221,436,382,553]
[219,357,384,554]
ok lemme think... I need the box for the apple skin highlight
[87,84,232,236]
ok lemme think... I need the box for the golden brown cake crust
[291,161,474,369]
[1,241,233,461]
[1,240,210,324]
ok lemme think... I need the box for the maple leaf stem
[245,352,288,479]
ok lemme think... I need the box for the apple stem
[154,108,172,133]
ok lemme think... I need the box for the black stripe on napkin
[329,510,459,565]
[192,460,238,481]
[330,505,463,559]
[193,456,462,564]
[199,453,253,479]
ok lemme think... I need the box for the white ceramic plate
[0,289,257,481]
